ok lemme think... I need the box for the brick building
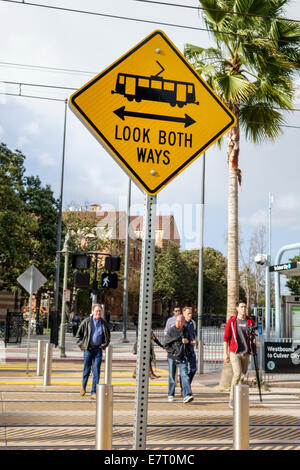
[65,204,180,321]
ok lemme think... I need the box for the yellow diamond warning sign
[69,30,236,195]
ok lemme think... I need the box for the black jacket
[164,325,190,362]
[76,316,110,351]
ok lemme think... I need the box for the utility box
[282,295,300,339]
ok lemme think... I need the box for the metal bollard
[43,342,53,386]
[233,384,249,450]
[95,384,113,450]
[37,340,45,376]
[104,345,113,385]
[198,340,204,374]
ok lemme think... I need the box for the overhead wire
[0,60,96,76]
[2,80,76,91]
[132,0,300,24]
[1,2,300,128]
[0,0,300,45]
[1,86,300,130]
[0,91,66,102]
[2,79,300,114]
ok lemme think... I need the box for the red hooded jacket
[223,314,255,353]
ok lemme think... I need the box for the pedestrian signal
[101,272,118,289]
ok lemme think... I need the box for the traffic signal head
[73,272,90,289]
[104,256,121,271]
[72,254,91,270]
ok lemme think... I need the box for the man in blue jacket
[76,303,110,399]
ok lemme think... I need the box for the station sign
[69,30,236,195]
[269,262,297,272]
[265,341,300,373]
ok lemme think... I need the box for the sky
[1,0,300,294]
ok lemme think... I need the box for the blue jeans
[179,350,197,390]
[187,350,197,384]
[167,357,192,398]
[82,348,103,394]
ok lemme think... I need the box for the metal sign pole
[197,152,205,374]
[26,268,34,375]
[133,193,157,450]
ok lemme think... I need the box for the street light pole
[265,193,273,340]
[121,177,131,343]
[54,98,68,317]
[59,232,70,358]
[92,253,99,306]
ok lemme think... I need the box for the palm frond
[199,0,228,26]
[216,73,257,102]
[254,76,294,109]
[184,44,223,62]
[239,103,285,143]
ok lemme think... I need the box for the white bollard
[37,340,45,376]
[43,342,53,386]
[233,384,249,450]
[95,384,113,450]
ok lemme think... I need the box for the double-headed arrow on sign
[114,106,196,128]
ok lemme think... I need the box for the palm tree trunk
[226,105,240,318]
[219,107,240,390]
[227,168,239,317]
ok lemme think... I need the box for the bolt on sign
[69,30,236,195]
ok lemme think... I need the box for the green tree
[153,244,228,320]
[62,209,110,314]
[0,144,37,289]
[22,175,59,281]
[286,255,300,294]
[153,242,182,312]
[185,0,300,319]
[203,247,227,317]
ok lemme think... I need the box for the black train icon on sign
[112,61,199,108]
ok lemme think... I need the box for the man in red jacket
[223,300,255,408]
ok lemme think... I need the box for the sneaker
[80,388,86,397]
[183,395,194,404]
[90,393,96,399]
[168,396,174,402]
[229,400,233,409]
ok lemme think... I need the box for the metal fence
[4,311,23,346]
[201,327,224,372]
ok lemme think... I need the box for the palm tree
[185,0,300,318]
[185,0,300,387]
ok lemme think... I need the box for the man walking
[164,314,194,404]
[76,303,110,399]
[182,307,197,384]
[164,306,182,335]
[223,300,255,408]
